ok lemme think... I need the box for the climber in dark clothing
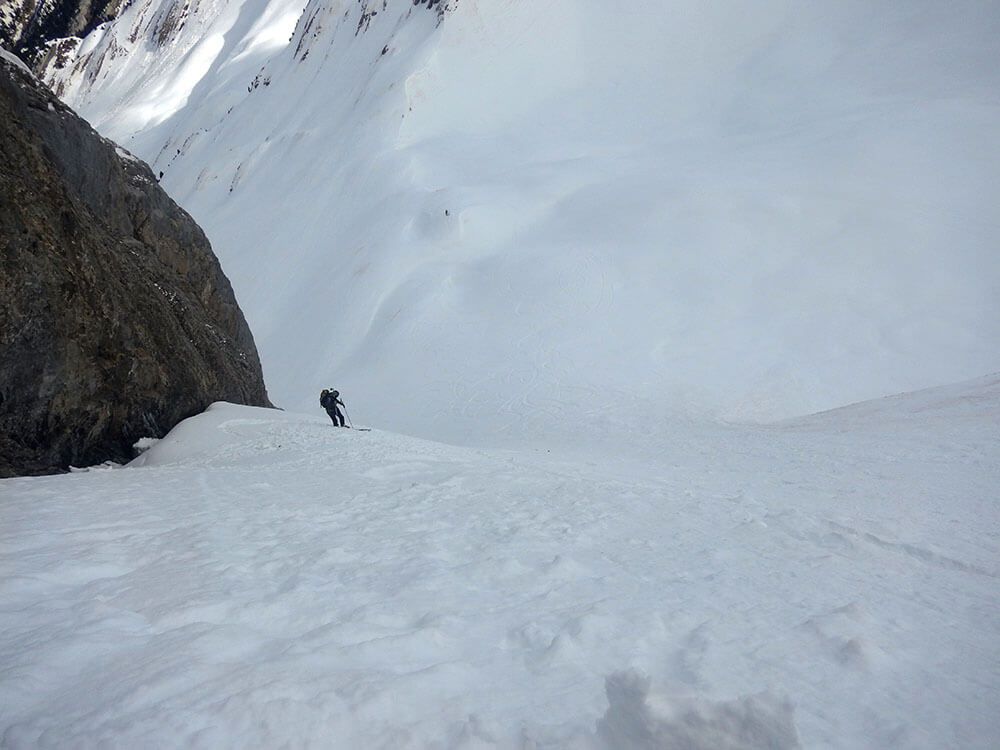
[320,388,346,427]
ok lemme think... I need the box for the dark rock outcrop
[0,52,271,477]
[0,0,125,67]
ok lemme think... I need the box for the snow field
[13,1,1000,744]
[2,383,999,748]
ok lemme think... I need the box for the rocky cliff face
[0,51,270,477]
[0,0,125,66]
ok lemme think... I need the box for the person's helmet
[332,390,339,397]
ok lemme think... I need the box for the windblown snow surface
[2,378,1000,748]
[6,1,1000,747]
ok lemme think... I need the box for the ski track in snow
[2,385,999,749]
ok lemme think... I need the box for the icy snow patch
[131,436,160,455]
[114,145,141,164]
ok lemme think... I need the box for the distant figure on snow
[320,388,346,427]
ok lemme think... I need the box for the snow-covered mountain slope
[2,379,998,748]
[44,1,1000,442]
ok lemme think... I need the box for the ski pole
[343,405,354,429]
